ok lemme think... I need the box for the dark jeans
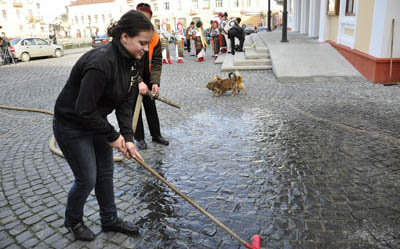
[134,95,161,141]
[53,117,117,227]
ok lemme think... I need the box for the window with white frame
[247,0,252,7]
[102,14,105,22]
[177,0,182,10]
[203,0,210,9]
[216,0,222,8]
[234,0,239,8]
[345,0,355,16]
[75,16,78,24]
[192,0,198,9]
[154,3,158,11]
[164,1,170,10]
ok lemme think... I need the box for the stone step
[221,53,272,72]
[245,48,270,59]
[214,53,226,64]
[255,46,269,53]
[233,52,271,66]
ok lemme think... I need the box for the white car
[9,38,64,62]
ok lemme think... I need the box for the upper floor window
[216,0,222,8]
[102,14,105,22]
[177,0,182,10]
[203,0,210,9]
[192,0,198,9]
[164,1,170,11]
[75,16,78,24]
[154,3,158,11]
[234,0,239,8]
[2,10,7,21]
[345,0,355,16]
[247,0,251,7]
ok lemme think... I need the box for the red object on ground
[168,59,172,64]
[251,235,261,249]
[178,58,183,63]
[162,59,167,64]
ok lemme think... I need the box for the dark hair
[107,10,154,40]
[136,2,153,17]
[236,18,241,24]
[196,21,202,28]
[224,12,228,17]
[190,21,195,25]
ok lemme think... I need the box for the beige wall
[355,0,374,54]
[328,15,339,42]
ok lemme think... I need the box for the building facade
[289,0,400,83]
[67,0,283,38]
[0,0,48,38]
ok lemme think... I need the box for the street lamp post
[281,0,288,42]
[267,0,271,31]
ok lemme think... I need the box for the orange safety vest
[149,32,160,72]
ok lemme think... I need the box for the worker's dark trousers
[134,95,161,141]
[53,117,118,227]
[228,34,244,55]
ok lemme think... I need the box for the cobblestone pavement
[0,48,400,249]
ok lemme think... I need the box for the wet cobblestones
[1,49,400,248]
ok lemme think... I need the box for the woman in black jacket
[53,10,152,241]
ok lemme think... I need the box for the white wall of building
[318,0,329,42]
[0,0,46,38]
[381,0,400,58]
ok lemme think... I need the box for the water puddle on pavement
[123,107,285,248]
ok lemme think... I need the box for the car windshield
[10,39,21,46]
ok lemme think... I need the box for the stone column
[318,0,329,41]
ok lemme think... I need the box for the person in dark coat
[228,18,245,55]
[53,10,152,241]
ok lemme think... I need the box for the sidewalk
[258,31,366,83]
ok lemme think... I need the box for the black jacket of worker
[54,39,143,143]
[134,33,167,147]
[228,25,245,55]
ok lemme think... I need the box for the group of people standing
[154,12,246,64]
[53,3,168,241]
[209,12,245,59]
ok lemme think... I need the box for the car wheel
[54,49,63,58]
[20,52,30,62]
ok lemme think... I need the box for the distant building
[135,0,282,31]
[0,0,47,38]
[289,0,400,83]
[67,0,129,38]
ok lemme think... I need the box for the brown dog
[206,71,246,97]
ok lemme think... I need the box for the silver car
[10,38,64,62]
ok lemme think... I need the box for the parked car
[9,38,64,62]
[91,34,110,48]
[245,27,256,35]
[257,27,268,32]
